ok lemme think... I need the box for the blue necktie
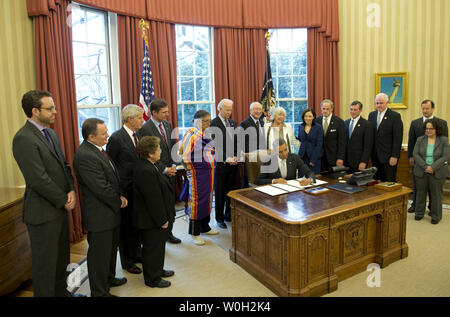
[349,119,354,138]
[43,128,56,153]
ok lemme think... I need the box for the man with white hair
[106,104,144,275]
[368,93,403,182]
[210,98,238,229]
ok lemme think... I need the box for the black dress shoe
[407,206,415,213]
[415,216,423,221]
[161,270,175,278]
[146,278,171,288]
[431,219,440,224]
[217,221,227,229]
[126,265,142,274]
[167,233,182,244]
[109,277,127,287]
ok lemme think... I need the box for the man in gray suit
[138,98,181,244]
[74,118,128,297]
[407,99,448,213]
[12,90,76,297]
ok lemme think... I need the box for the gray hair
[273,107,286,118]
[249,102,262,111]
[375,93,389,103]
[122,104,144,123]
[320,99,334,109]
[217,98,233,111]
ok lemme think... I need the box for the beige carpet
[75,202,450,297]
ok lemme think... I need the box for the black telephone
[346,167,377,186]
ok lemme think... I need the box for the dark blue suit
[297,124,323,175]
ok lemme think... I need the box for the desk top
[228,179,412,224]
[0,187,25,212]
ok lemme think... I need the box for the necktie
[377,112,382,129]
[132,132,138,147]
[102,149,115,171]
[323,117,329,136]
[159,123,168,147]
[349,119,354,138]
[256,121,260,148]
[43,128,56,153]
[225,119,233,139]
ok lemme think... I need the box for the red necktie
[159,123,168,146]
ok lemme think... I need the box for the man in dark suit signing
[137,98,181,244]
[315,99,346,173]
[368,93,403,182]
[257,138,315,185]
[407,99,448,213]
[74,118,128,297]
[12,90,76,297]
[210,98,238,229]
[106,105,144,274]
[344,101,373,174]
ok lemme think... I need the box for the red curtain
[214,28,267,124]
[74,0,147,18]
[117,15,145,109]
[27,0,84,243]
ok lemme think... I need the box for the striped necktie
[349,119,354,138]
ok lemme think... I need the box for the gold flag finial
[139,19,149,36]
[264,31,273,41]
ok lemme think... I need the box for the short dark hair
[350,100,363,110]
[137,136,160,158]
[193,110,210,120]
[301,108,317,126]
[82,118,104,140]
[423,118,443,136]
[421,99,435,108]
[150,98,168,116]
[21,90,52,118]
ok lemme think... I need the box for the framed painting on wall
[375,72,408,109]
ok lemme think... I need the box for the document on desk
[286,179,328,189]
[255,185,289,196]
[271,183,302,193]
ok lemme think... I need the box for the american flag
[139,37,154,121]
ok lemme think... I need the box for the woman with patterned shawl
[179,110,217,246]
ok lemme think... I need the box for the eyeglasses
[425,128,435,131]
[39,106,57,111]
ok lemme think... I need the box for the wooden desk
[228,179,411,297]
[0,187,32,296]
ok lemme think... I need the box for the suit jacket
[137,119,178,173]
[239,116,265,153]
[12,121,75,225]
[408,117,448,158]
[73,141,122,232]
[132,158,175,230]
[413,135,449,179]
[106,127,139,193]
[257,153,314,185]
[297,124,323,165]
[315,115,346,165]
[210,116,238,163]
[344,117,373,169]
[368,108,403,163]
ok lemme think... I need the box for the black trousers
[87,226,120,297]
[214,163,238,223]
[27,211,70,297]
[141,227,168,284]
[189,215,212,236]
[118,193,142,269]
[373,155,397,182]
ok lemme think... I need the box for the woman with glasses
[413,118,449,224]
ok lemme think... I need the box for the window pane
[71,7,86,42]
[195,53,209,76]
[270,55,278,75]
[178,52,194,76]
[77,107,120,144]
[87,44,107,75]
[183,104,196,127]
[180,77,194,101]
[75,75,110,105]
[293,76,307,98]
[277,54,291,76]
[278,77,292,99]
[194,27,210,52]
[73,42,89,74]
[279,101,293,122]
[293,53,307,75]
[86,11,106,44]
[195,77,210,101]
[294,100,308,122]
[197,103,212,113]
[274,29,291,52]
[292,29,307,52]
[176,25,194,51]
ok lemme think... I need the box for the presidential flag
[139,37,154,121]
[260,38,276,120]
